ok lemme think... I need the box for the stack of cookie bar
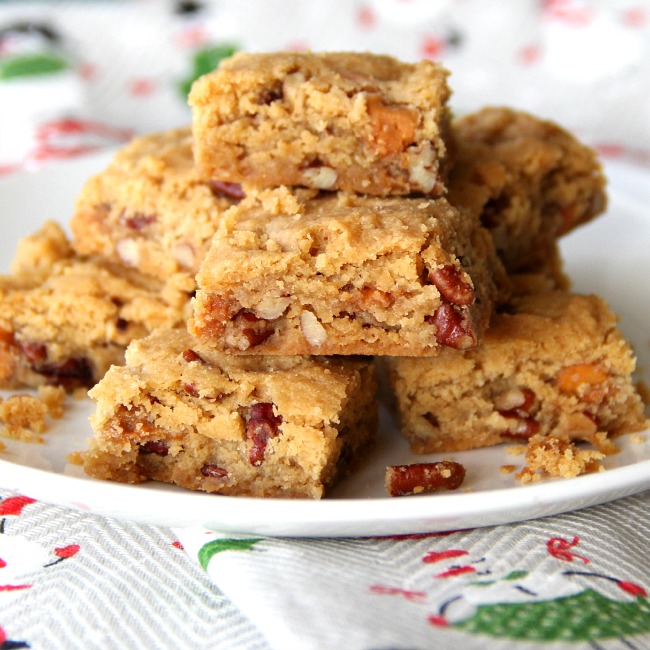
[1,51,646,497]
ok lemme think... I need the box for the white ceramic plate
[0,153,649,537]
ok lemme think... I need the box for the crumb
[522,434,604,479]
[516,467,542,483]
[500,464,516,474]
[67,450,85,465]
[589,431,619,455]
[0,440,6,452]
[38,385,66,418]
[0,394,48,437]
[631,434,646,444]
[506,445,527,456]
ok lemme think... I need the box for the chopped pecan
[237,311,275,348]
[428,265,475,306]
[34,357,93,389]
[182,348,204,364]
[500,417,540,441]
[495,388,536,418]
[196,294,240,338]
[427,302,477,349]
[209,180,245,201]
[385,461,465,497]
[20,341,47,365]
[120,211,156,230]
[201,463,229,479]
[246,402,283,466]
[139,440,169,456]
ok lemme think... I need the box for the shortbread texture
[71,128,239,279]
[84,328,377,498]
[190,187,504,356]
[449,107,607,275]
[0,223,192,390]
[189,51,452,195]
[386,291,646,454]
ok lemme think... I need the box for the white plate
[0,153,649,537]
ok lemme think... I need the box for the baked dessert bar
[449,107,607,274]
[189,51,452,196]
[83,328,377,498]
[70,128,240,279]
[0,223,192,390]
[385,291,646,454]
[190,187,505,356]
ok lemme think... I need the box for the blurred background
[1,0,649,172]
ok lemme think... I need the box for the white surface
[0,154,649,537]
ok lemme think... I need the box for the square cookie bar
[190,51,452,196]
[71,128,241,280]
[190,188,505,356]
[386,291,647,454]
[83,328,377,498]
[0,223,192,390]
[449,107,607,275]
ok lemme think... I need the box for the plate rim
[0,154,649,536]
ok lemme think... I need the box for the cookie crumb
[72,387,89,400]
[520,434,604,480]
[67,450,85,465]
[38,385,66,418]
[506,445,527,456]
[0,440,6,452]
[0,394,48,441]
[500,464,516,474]
[631,434,646,444]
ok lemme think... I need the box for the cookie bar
[190,187,505,356]
[83,328,377,498]
[70,128,240,279]
[449,107,607,274]
[386,291,646,454]
[0,223,192,390]
[189,51,452,196]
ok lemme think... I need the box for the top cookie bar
[189,51,452,196]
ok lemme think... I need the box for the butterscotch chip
[386,292,646,454]
[190,51,452,196]
[83,328,377,498]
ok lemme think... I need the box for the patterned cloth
[1,2,650,648]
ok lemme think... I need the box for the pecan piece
[201,463,229,479]
[386,461,465,497]
[195,294,240,338]
[428,265,475,306]
[427,303,477,349]
[120,211,156,230]
[495,388,536,418]
[182,348,204,364]
[34,357,93,389]
[210,180,245,201]
[500,417,540,441]
[246,402,282,466]
[139,440,169,456]
[20,340,47,365]
[237,311,274,349]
